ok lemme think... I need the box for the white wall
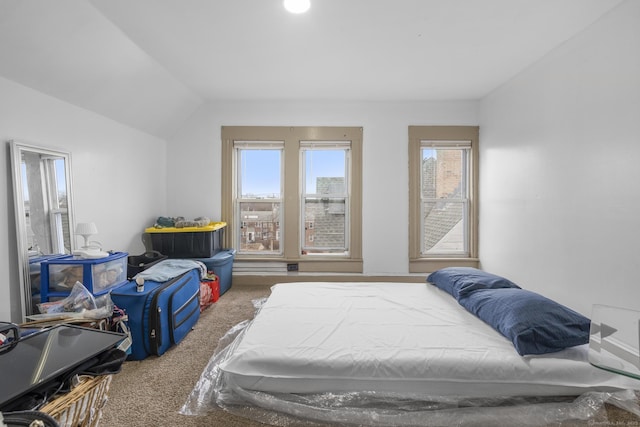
[167,100,479,276]
[0,77,167,322]
[8,2,633,322]
[479,0,640,316]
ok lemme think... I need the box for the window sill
[409,258,479,274]
[234,257,363,274]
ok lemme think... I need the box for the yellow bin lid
[145,221,227,233]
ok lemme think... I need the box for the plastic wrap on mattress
[181,308,640,427]
[212,282,640,398]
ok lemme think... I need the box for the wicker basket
[40,375,113,427]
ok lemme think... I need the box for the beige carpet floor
[100,284,640,427]
[100,284,272,427]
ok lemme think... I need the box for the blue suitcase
[110,269,201,360]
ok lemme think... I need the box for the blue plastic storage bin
[29,254,67,296]
[40,252,128,302]
[195,248,236,296]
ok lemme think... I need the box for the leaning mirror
[9,140,75,320]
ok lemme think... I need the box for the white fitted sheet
[219,282,640,397]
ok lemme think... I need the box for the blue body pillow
[427,267,521,300]
[458,288,590,355]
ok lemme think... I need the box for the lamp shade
[75,222,98,236]
[75,222,98,249]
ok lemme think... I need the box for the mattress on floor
[219,282,640,398]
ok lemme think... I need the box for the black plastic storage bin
[127,250,168,278]
[144,222,226,259]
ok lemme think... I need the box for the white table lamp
[75,222,98,249]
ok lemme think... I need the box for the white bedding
[219,282,640,398]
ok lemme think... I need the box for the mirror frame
[9,140,76,321]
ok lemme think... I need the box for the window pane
[239,201,281,254]
[52,158,70,253]
[53,158,67,209]
[239,149,281,198]
[421,147,469,256]
[237,147,283,255]
[302,148,348,254]
[305,150,346,194]
[422,200,466,254]
[422,148,465,200]
[303,197,347,254]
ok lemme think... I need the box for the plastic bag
[36,282,114,319]
[181,306,640,427]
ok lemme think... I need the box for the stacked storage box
[29,254,68,301]
[144,222,226,258]
[40,252,128,302]
[145,222,235,295]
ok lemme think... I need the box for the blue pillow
[458,288,591,355]
[426,267,520,300]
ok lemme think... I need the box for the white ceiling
[0,0,625,138]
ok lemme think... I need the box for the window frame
[408,126,479,273]
[222,126,363,273]
[234,141,284,256]
[300,141,351,255]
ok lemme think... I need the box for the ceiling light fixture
[284,0,310,14]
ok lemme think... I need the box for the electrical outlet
[287,263,299,272]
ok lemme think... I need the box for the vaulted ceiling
[0,0,625,138]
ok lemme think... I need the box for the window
[235,142,283,255]
[409,126,479,273]
[301,142,350,255]
[22,156,70,255]
[222,126,363,273]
